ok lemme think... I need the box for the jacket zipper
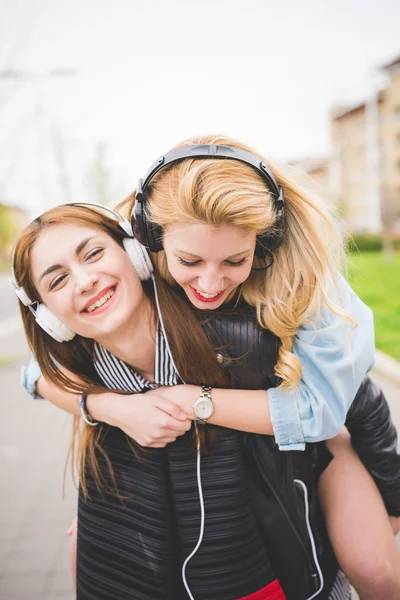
[263,465,320,593]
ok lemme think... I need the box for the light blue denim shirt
[21,357,44,400]
[268,274,375,451]
[22,274,374,452]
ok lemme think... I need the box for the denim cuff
[21,358,44,400]
[267,388,305,451]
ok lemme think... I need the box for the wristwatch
[192,386,213,424]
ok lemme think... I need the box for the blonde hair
[117,134,354,390]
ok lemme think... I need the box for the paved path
[0,321,399,599]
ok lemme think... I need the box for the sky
[0,0,399,215]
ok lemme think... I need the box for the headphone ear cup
[131,192,164,253]
[34,304,76,343]
[145,222,163,253]
[123,237,154,281]
[131,194,149,248]
[255,204,284,258]
[255,234,283,258]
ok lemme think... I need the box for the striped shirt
[93,323,178,392]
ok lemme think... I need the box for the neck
[96,294,157,378]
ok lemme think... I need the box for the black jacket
[201,310,400,599]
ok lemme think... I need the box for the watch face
[195,399,213,420]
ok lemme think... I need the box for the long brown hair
[13,205,228,495]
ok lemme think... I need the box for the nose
[197,265,224,294]
[74,267,99,295]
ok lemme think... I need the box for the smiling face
[30,223,146,343]
[162,223,256,309]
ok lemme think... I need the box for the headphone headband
[61,202,135,237]
[140,144,281,201]
[133,144,285,257]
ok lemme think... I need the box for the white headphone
[11,202,154,343]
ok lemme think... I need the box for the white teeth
[86,288,115,312]
[195,289,221,299]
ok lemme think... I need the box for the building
[379,56,400,234]
[330,55,400,234]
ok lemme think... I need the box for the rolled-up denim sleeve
[268,274,375,451]
[21,356,45,400]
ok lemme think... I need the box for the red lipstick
[190,286,225,303]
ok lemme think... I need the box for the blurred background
[0,0,399,599]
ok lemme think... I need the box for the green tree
[0,203,17,261]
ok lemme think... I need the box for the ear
[122,237,153,281]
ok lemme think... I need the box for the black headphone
[132,144,285,259]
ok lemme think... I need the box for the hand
[66,516,78,537]
[88,391,192,448]
[145,385,199,419]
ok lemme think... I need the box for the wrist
[79,395,99,426]
[86,393,117,426]
[176,385,198,419]
[192,385,214,424]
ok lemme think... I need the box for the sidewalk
[0,361,77,600]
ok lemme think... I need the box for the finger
[159,415,192,433]
[155,398,188,421]
[148,440,173,448]
[137,435,176,448]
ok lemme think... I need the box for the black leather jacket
[200,310,400,599]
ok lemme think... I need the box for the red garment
[236,579,286,600]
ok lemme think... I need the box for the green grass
[0,356,17,368]
[346,251,400,361]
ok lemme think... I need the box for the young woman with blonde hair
[15,137,400,599]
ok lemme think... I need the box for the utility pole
[365,67,386,233]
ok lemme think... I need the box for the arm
[153,275,375,448]
[23,359,191,447]
[24,273,375,450]
[267,274,375,450]
[154,386,274,435]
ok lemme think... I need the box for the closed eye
[225,258,247,267]
[177,258,201,267]
[177,257,248,267]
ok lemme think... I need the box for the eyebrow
[38,236,96,283]
[175,249,253,259]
